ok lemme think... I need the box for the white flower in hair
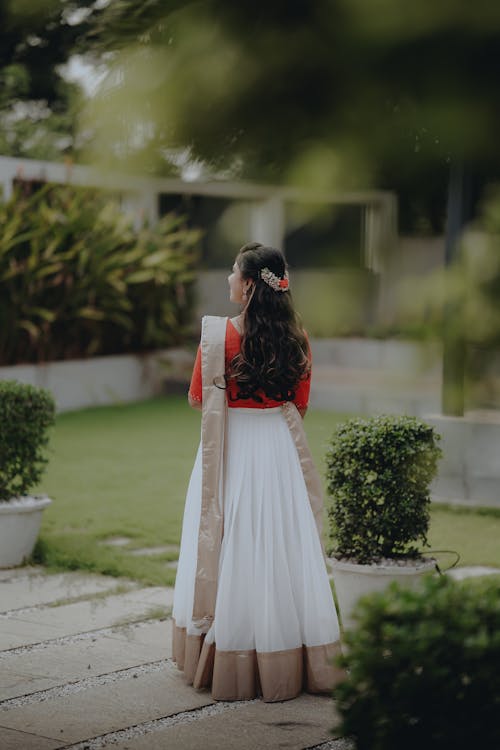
[260,267,290,292]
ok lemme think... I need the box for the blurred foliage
[325,415,442,563]
[81,0,500,187]
[292,269,377,337]
[395,188,500,347]
[0,0,105,158]
[334,574,500,750]
[370,187,500,407]
[0,184,201,364]
[4,2,500,222]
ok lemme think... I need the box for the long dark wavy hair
[229,242,310,403]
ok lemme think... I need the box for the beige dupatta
[192,315,228,628]
[191,316,325,627]
[281,400,324,544]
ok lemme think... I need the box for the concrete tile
[0,672,56,701]
[448,566,500,581]
[0,572,132,612]
[0,567,45,582]
[110,693,339,750]
[0,664,213,744]
[123,587,174,608]
[0,621,63,651]
[129,546,177,557]
[106,619,172,655]
[0,621,172,700]
[100,537,132,547]
[0,588,172,650]
[0,726,61,749]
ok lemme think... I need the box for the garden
[0,178,499,749]
[20,395,500,586]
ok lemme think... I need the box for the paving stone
[109,694,339,750]
[0,664,213,744]
[448,566,500,581]
[0,572,133,612]
[100,537,132,547]
[0,672,56,701]
[129,544,179,557]
[129,547,175,557]
[0,621,63,651]
[0,566,44,582]
[106,619,172,653]
[0,620,172,700]
[0,588,173,651]
[0,726,61,749]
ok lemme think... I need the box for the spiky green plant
[0,184,201,364]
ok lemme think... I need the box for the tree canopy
[4,0,500,188]
[83,0,500,188]
[0,0,103,158]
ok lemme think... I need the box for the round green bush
[333,574,500,750]
[0,380,55,501]
[325,415,442,563]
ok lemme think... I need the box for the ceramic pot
[0,496,52,568]
[330,556,437,630]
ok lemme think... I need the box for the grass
[34,396,500,584]
[35,396,201,586]
[428,505,500,570]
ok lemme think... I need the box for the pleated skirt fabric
[171,407,342,702]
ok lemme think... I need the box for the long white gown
[171,405,342,702]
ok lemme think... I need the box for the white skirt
[172,407,342,702]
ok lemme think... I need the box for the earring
[242,289,248,301]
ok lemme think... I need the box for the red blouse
[188,319,311,409]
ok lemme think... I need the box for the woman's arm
[188,344,202,410]
[293,334,311,419]
[188,393,202,410]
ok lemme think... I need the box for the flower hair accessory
[260,267,289,292]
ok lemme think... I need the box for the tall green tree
[0,0,104,159]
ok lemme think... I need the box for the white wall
[0,353,167,412]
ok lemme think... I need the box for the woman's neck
[230,313,244,335]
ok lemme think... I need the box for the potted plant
[325,414,442,630]
[0,380,55,567]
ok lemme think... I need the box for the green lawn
[34,397,500,584]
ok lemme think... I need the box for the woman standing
[172,242,342,702]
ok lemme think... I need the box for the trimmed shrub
[325,415,442,563]
[0,380,55,501]
[333,574,500,750]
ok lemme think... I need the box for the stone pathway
[0,567,344,749]
[447,565,500,581]
[1,563,497,749]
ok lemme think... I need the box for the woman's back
[188,318,311,410]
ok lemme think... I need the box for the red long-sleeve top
[188,319,311,409]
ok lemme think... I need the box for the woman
[172,242,342,702]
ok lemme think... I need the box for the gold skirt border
[172,619,344,703]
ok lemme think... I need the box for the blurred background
[1,0,500,507]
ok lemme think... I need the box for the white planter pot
[330,557,436,631]
[0,495,52,568]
